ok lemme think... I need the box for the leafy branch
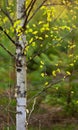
[28,75,69,103]
[27,28,73,65]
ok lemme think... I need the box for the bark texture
[16,0,27,130]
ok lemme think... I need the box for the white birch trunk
[16,0,27,130]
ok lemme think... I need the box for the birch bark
[16,0,27,130]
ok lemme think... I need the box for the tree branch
[0,8,13,25]
[28,75,69,103]
[27,0,37,14]
[6,0,9,7]
[0,26,16,45]
[27,0,37,18]
[0,43,15,58]
[27,0,48,24]
[23,0,37,29]
[26,0,37,12]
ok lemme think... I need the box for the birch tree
[16,1,48,129]
[16,0,27,130]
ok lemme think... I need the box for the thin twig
[28,97,37,122]
[5,109,16,114]
[0,43,15,58]
[27,0,37,16]
[51,7,66,25]
[0,8,13,25]
[44,3,65,6]
[23,0,37,29]
[0,26,16,45]
[27,0,48,24]
[26,0,37,12]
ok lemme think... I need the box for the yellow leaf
[41,73,45,77]
[56,87,58,90]
[32,31,38,35]
[55,64,58,66]
[45,34,48,38]
[10,27,14,32]
[41,6,46,10]
[40,65,43,68]
[74,60,76,63]
[56,68,61,73]
[29,38,33,43]
[70,63,74,66]
[32,42,36,47]
[6,29,9,34]
[66,71,71,75]
[38,21,44,24]
[68,54,73,57]
[52,70,56,77]
[25,46,29,52]
[40,44,43,47]
[45,82,48,86]
[14,20,21,28]
[76,101,78,104]
[71,91,74,94]
[38,37,43,40]
[70,44,76,49]
[40,61,44,65]
[3,17,8,23]
[28,28,33,32]
[33,24,36,27]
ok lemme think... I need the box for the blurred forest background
[0,0,78,129]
